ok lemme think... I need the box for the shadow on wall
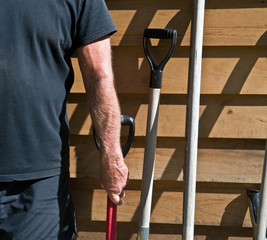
[199,31,267,137]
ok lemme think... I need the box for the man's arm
[76,36,128,205]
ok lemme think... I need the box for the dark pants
[0,171,77,240]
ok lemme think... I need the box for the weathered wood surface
[68,1,267,239]
[71,47,267,94]
[76,220,253,240]
[68,94,267,139]
[105,0,267,46]
[70,136,264,183]
[71,179,259,228]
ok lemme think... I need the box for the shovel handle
[106,197,117,240]
[93,115,135,240]
[143,28,177,89]
[120,115,135,157]
[93,115,135,157]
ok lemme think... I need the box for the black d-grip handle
[143,28,177,89]
[144,28,176,39]
[120,115,135,157]
[93,115,135,158]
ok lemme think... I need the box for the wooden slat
[104,0,267,46]
[71,47,267,94]
[69,136,264,183]
[76,220,253,240]
[107,0,267,10]
[70,179,258,228]
[68,94,267,139]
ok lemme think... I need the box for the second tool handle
[144,28,176,39]
[143,28,177,88]
[93,115,135,158]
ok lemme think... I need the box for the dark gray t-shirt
[0,0,116,181]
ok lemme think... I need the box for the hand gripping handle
[93,115,135,240]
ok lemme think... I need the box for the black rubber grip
[144,28,176,39]
[143,28,177,88]
[121,115,135,157]
[93,115,135,158]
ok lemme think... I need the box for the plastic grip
[150,70,163,88]
[93,115,135,158]
[143,28,177,89]
[120,115,135,157]
[144,28,176,39]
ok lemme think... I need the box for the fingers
[100,160,129,205]
[119,190,125,198]
[108,190,126,206]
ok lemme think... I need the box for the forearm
[77,37,122,158]
[76,36,128,204]
[87,71,122,161]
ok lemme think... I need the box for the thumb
[109,193,123,206]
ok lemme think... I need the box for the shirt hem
[0,167,68,182]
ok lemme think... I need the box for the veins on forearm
[87,76,121,155]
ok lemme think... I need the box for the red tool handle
[106,196,117,240]
[93,115,135,240]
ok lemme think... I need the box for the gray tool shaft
[255,140,267,240]
[137,88,161,240]
[183,0,205,239]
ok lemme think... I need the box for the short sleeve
[74,0,117,48]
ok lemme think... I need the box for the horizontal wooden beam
[71,179,259,228]
[69,136,264,183]
[68,94,267,139]
[71,46,267,94]
[105,0,267,46]
[76,220,253,240]
[107,0,267,10]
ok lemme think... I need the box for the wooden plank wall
[69,0,267,239]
